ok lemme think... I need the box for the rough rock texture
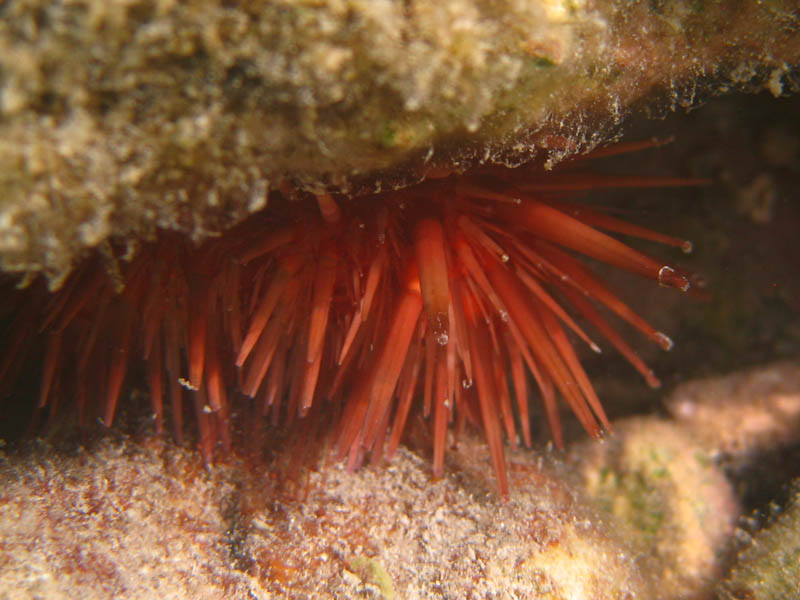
[0,437,262,600]
[7,362,800,599]
[572,417,739,600]
[0,435,652,600]
[718,483,800,600]
[0,416,743,600]
[0,0,798,285]
[666,361,800,461]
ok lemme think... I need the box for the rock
[718,483,800,600]
[572,417,739,600]
[1,0,798,285]
[0,432,654,599]
[666,362,800,462]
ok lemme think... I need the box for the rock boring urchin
[0,141,704,497]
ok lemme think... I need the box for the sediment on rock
[0,0,798,285]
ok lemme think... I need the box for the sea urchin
[0,141,705,497]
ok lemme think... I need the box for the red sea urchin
[0,142,705,497]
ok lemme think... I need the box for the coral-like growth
[0,143,703,496]
[719,482,800,600]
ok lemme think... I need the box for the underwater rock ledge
[0,0,798,285]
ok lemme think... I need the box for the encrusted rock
[1,0,798,285]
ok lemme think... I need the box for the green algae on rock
[718,483,800,600]
[573,417,739,600]
[0,0,798,286]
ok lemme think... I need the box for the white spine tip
[654,331,674,351]
[658,265,690,292]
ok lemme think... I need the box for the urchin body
[0,143,703,496]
